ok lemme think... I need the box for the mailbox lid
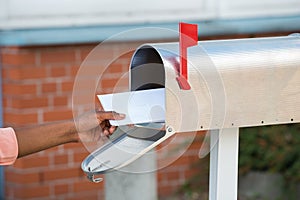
[130,34,300,132]
[81,124,173,181]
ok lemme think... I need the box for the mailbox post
[82,33,300,200]
[209,128,239,200]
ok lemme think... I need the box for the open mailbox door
[81,123,169,183]
[82,33,300,183]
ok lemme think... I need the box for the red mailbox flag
[177,22,198,90]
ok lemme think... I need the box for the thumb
[97,111,125,121]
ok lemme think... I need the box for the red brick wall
[0,31,297,199]
[1,44,106,200]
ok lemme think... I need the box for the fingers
[95,111,124,137]
[102,126,117,137]
[109,126,117,134]
[96,111,125,121]
[103,128,110,136]
[100,120,117,136]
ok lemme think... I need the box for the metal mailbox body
[130,34,300,132]
[82,34,300,189]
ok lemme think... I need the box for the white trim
[0,13,213,30]
[0,0,8,20]
[1,0,300,30]
[219,0,300,19]
[0,0,217,30]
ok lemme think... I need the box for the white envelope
[97,88,165,126]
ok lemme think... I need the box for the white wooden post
[209,128,239,200]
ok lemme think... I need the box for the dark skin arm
[15,111,125,158]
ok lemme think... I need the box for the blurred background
[0,0,300,199]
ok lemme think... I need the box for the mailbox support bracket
[209,128,239,200]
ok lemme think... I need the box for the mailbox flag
[180,22,198,47]
[178,22,198,90]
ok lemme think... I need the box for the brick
[43,145,60,154]
[117,51,134,61]
[43,110,73,122]
[2,51,36,66]
[2,83,37,95]
[166,171,180,181]
[70,65,80,76]
[5,186,14,199]
[6,67,47,80]
[53,96,69,106]
[14,155,50,169]
[4,68,19,80]
[158,185,174,197]
[73,151,89,163]
[2,98,9,107]
[156,135,176,150]
[4,112,38,125]
[105,63,123,74]
[51,66,67,77]
[188,140,203,151]
[54,153,69,165]
[54,183,69,195]
[5,170,40,184]
[14,185,50,199]
[80,47,113,61]
[100,78,118,90]
[61,80,74,92]
[42,167,80,181]
[2,68,11,80]
[157,171,164,183]
[73,78,99,92]
[11,97,48,109]
[168,155,191,167]
[80,47,96,61]
[63,142,84,150]
[42,82,57,93]
[184,167,204,180]
[157,139,189,155]
[40,50,76,64]
[157,155,181,170]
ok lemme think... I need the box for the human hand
[75,110,125,142]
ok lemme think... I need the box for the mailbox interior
[130,46,165,91]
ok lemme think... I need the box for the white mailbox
[82,33,300,199]
[131,33,300,132]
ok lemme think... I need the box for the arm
[15,120,76,158]
[15,111,125,158]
